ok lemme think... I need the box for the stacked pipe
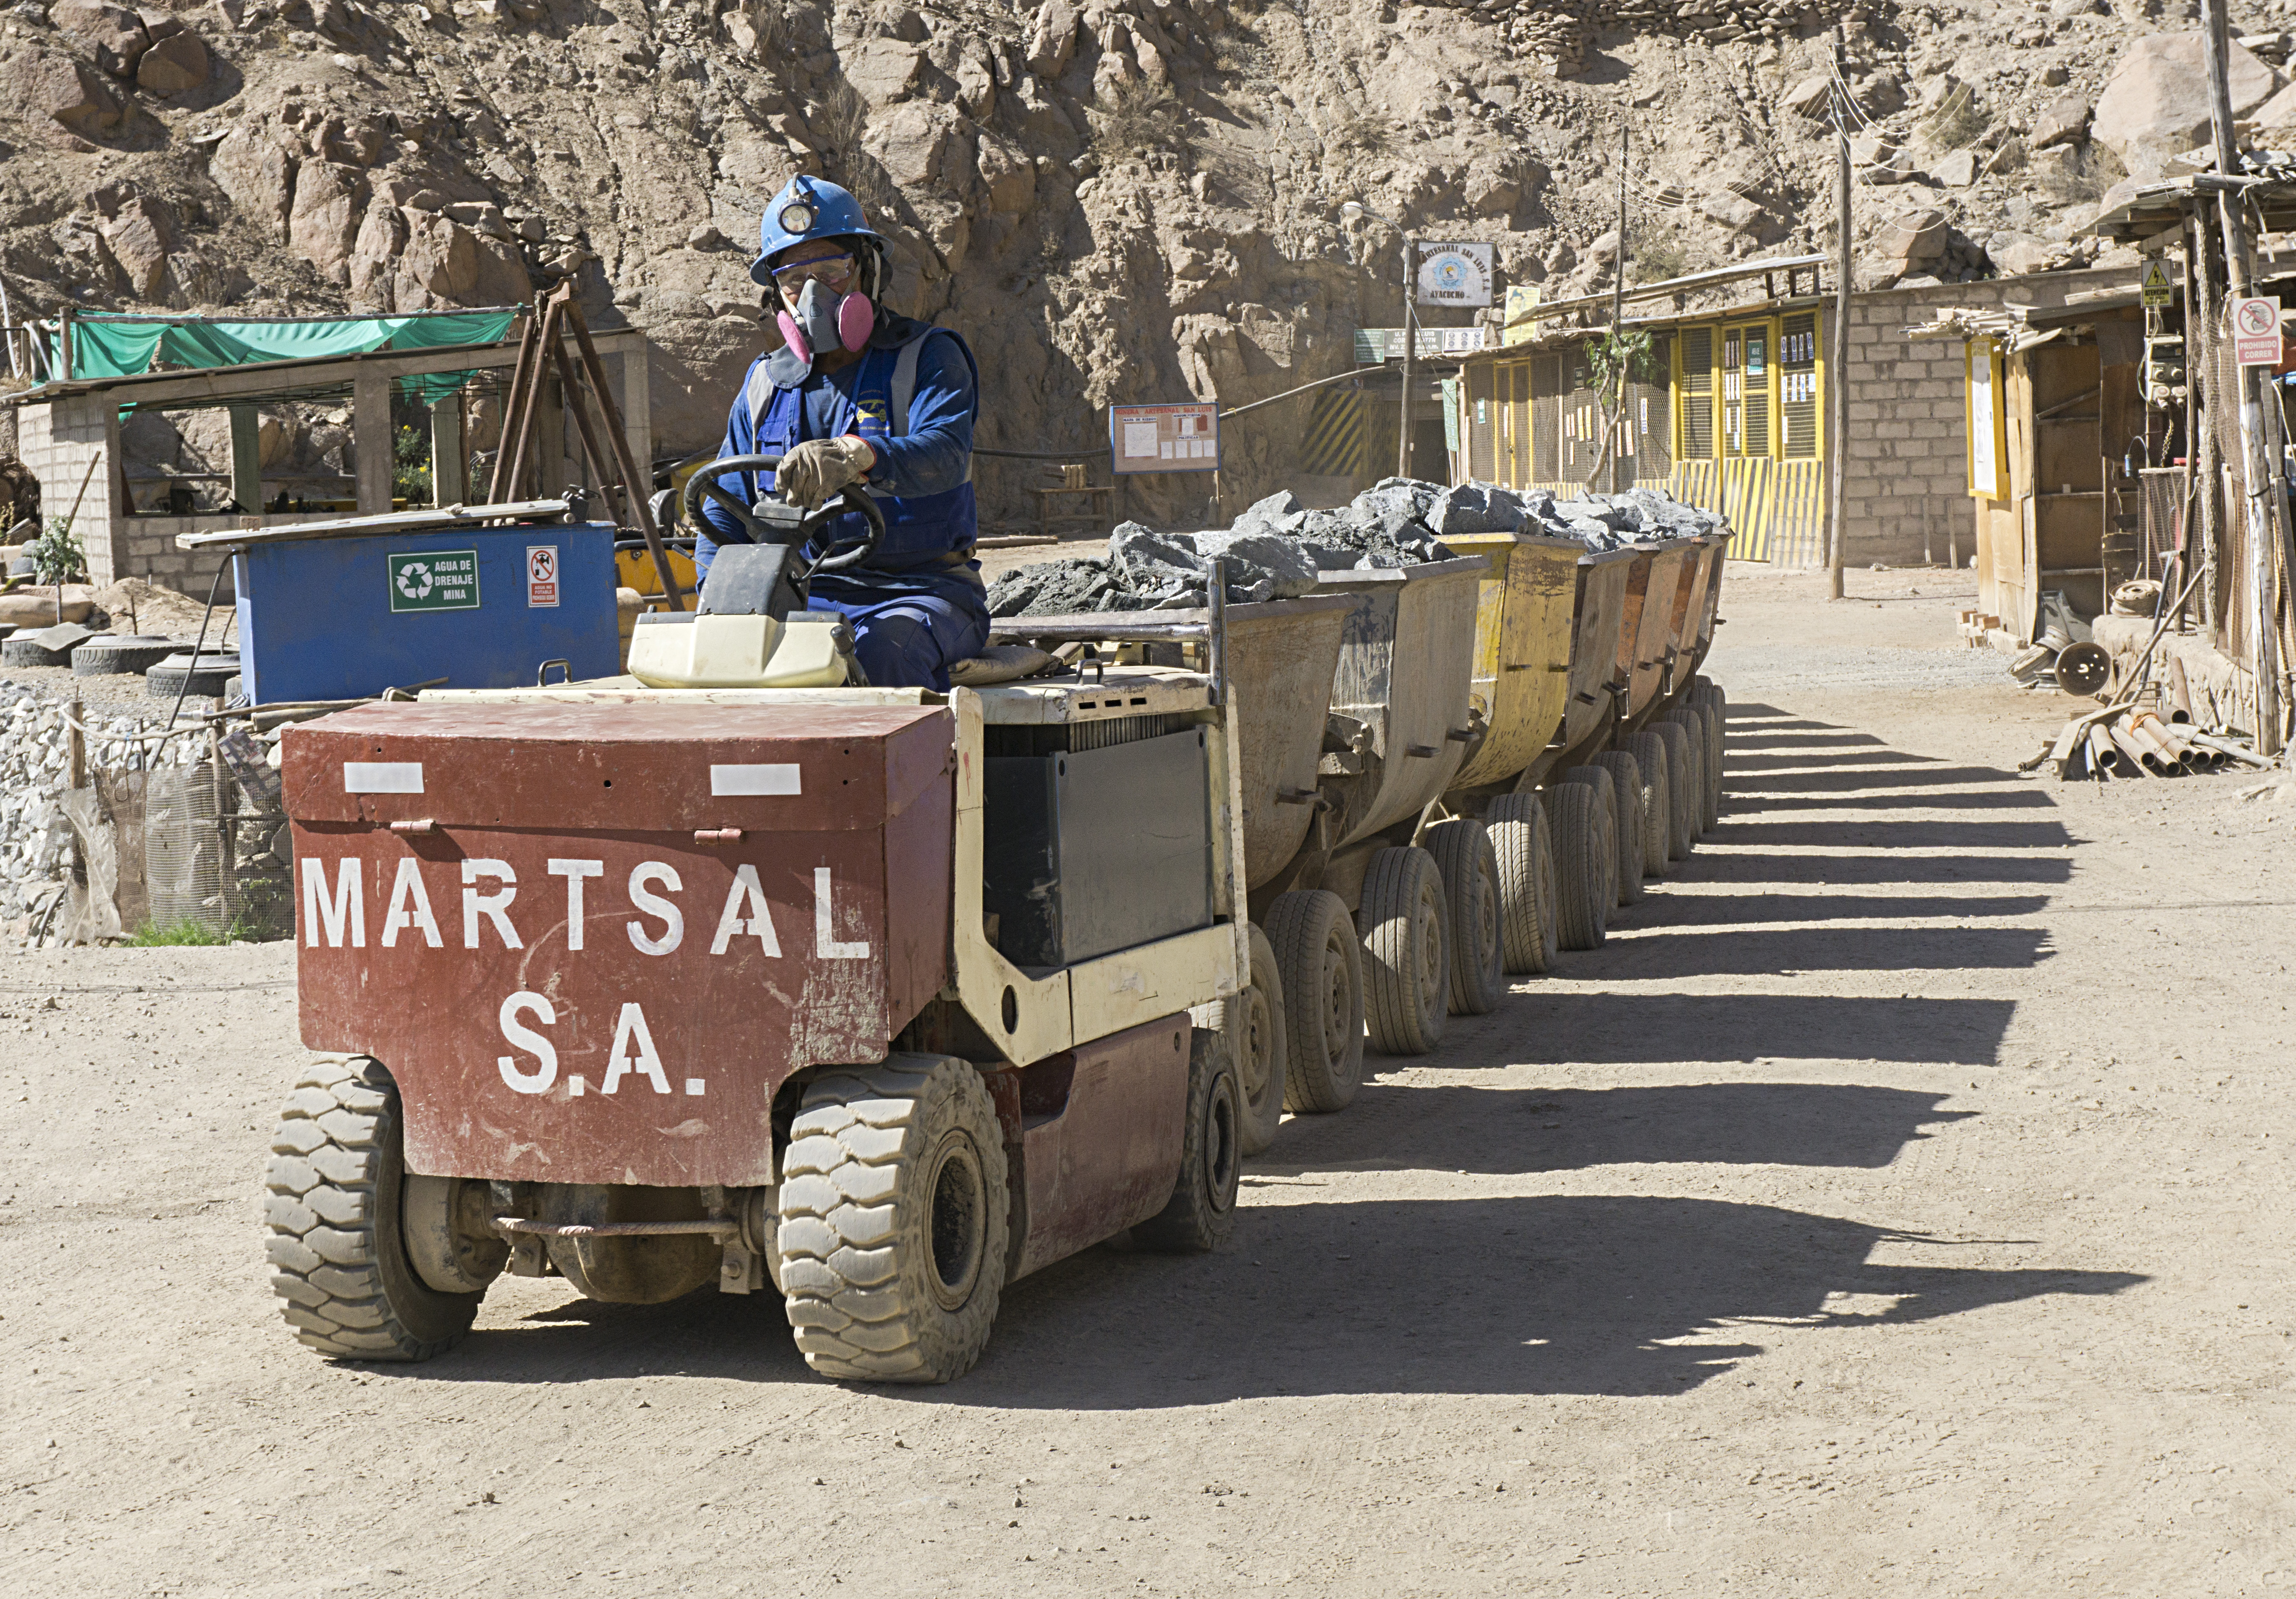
[2044,703,2269,780]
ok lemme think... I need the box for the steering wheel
[681,452,888,577]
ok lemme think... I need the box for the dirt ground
[6,563,2295,1596]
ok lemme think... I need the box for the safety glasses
[771,253,856,289]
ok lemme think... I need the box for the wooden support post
[1828,26,1852,600]
[430,392,466,506]
[353,366,392,515]
[2205,0,2285,751]
[229,404,261,514]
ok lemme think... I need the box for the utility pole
[1611,123,1629,494]
[1398,229,1415,480]
[2204,0,2285,751]
[1827,27,1851,600]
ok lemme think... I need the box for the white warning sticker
[709,764,802,796]
[343,761,423,793]
[527,545,560,609]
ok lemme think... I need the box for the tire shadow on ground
[1254,1080,1973,1178]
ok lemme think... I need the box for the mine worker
[691,174,985,690]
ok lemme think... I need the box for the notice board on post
[1111,401,1220,474]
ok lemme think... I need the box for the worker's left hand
[776,436,876,509]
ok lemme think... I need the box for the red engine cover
[284,701,954,1188]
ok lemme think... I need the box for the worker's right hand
[776,436,876,509]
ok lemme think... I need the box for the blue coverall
[693,314,988,691]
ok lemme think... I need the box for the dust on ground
[5,564,2294,1596]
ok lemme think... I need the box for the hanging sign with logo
[2231,294,2282,367]
[1415,242,1495,308]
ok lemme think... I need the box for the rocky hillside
[2,0,2292,526]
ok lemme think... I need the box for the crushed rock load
[986,477,1726,618]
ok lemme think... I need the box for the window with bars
[1532,355,1562,482]
[1637,334,1673,480]
[1739,323,1771,457]
[1468,362,1495,482]
[1780,312,1819,458]
[1679,327,1715,459]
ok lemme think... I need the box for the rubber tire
[72,636,177,677]
[1694,681,1727,820]
[1,635,77,667]
[1689,696,1724,829]
[147,660,238,700]
[1591,750,1647,906]
[1133,1024,1241,1253]
[1425,817,1503,1015]
[1649,720,1698,861]
[264,1055,483,1362]
[1360,844,1449,1055]
[1193,924,1286,1156]
[1662,709,1709,842]
[1619,730,1673,879]
[777,1053,1010,1383]
[1487,792,1559,976]
[1548,778,1614,951]
[1266,888,1365,1113]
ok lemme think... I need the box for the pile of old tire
[72,635,178,677]
[147,650,239,700]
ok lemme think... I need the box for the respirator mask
[776,260,876,366]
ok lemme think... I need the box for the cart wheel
[1662,708,1711,841]
[1266,888,1365,1113]
[1649,720,1699,860]
[1194,924,1287,1156]
[1619,731,1673,879]
[1684,701,1721,831]
[1548,778,1614,951]
[1424,817,1502,1015]
[1696,682,1728,816]
[1360,845,1449,1055]
[1133,1025,1241,1253]
[1486,792,1559,975]
[264,1055,486,1362]
[1591,751,1647,906]
[777,1054,1010,1383]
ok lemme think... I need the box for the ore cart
[995,553,1492,1141]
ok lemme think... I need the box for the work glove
[776,436,876,509]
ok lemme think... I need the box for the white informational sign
[1111,402,1220,475]
[1966,339,2002,500]
[2232,295,2284,367]
[525,544,560,608]
[1415,242,1495,308]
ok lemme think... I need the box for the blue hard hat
[749,175,885,286]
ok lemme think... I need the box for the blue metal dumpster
[231,522,621,703]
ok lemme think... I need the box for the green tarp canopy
[68,311,518,403]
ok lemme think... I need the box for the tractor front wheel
[776,1055,1010,1384]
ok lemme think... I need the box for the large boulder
[134,27,208,95]
[208,124,297,240]
[1025,0,1079,76]
[287,161,367,283]
[98,193,179,299]
[843,37,923,105]
[7,48,124,139]
[50,0,148,77]
[2093,32,2279,179]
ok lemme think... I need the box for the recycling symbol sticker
[387,549,481,613]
